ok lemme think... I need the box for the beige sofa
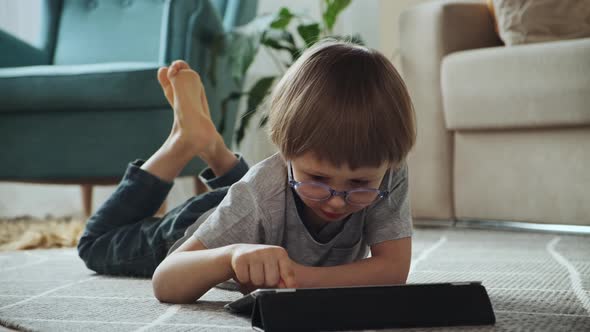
[399,0,590,226]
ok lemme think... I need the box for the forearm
[294,256,409,288]
[152,246,234,303]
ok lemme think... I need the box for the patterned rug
[0,226,588,331]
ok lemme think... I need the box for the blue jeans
[77,157,249,277]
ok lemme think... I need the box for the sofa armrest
[0,29,48,68]
[442,37,590,130]
[399,0,502,220]
[400,0,501,68]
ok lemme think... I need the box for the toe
[157,67,170,86]
[168,60,190,77]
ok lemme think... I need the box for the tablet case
[250,282,495,331]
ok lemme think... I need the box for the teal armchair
[0,0,257,215]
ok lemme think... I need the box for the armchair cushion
[442,37,590,130]
[0,62,167,112]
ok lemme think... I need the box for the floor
[1,227,589,331]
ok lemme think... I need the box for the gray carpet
[0,226,589,331]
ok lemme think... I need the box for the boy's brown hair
[268,39,416,170]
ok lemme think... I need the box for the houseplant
[217,0,362,147]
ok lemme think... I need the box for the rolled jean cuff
[119,159,174,209]
[198,154,249,189]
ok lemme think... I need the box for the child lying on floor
[77,39,416,303]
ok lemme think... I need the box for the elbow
[378,258,409,285]
[383,272,408,285]
[152,263,204,304]
[388,265,409,285]
[393,276,408,285]
[152,265,172,303]
[152,264,186,303]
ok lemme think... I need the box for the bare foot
[161,60,221,160]
[157,66,174,107]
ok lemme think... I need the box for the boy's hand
[230,244,298,290]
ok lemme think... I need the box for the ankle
[164,134,200,161]
[198,132,223,163]
[200,135,239,177]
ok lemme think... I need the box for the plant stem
[264,47,286,75]
[320,0,327,36]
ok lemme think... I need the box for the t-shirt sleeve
[192,181,266,249]
[364,163,413,246]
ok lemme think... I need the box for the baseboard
[414,218,590,235]
[412,219,455,228]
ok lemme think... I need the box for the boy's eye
[310,175,326,182]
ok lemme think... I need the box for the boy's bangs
[288,86,393,170]
[269,40,415,170]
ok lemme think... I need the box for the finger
[278,258,297,288]
[277,279,286,288]
[264,260,280,287]
[249,261,265,287]
[233,261,250,285]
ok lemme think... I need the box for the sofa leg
[81,184,93,217]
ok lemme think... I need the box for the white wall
[0,0,41,45]
[0,0,430,218]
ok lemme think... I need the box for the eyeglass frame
[287,161,389,207]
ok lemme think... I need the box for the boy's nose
[326,194,347,209]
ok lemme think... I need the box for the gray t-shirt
[188,153,412,267]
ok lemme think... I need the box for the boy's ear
[278,152,289,165]
[388,160,402,171]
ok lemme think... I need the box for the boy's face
[289,152,390,227]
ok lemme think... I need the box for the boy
[78,40,416,304]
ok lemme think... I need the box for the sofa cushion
[442,38,590,130]
[0,62,167,112]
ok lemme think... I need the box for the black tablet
[225,282,495,331]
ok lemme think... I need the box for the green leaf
[258,115,269,128]
[270,7,294,29]
[263,29,296,47]
[227,32,259,84]
[227,14,276,83]
[247,77,276,110]
[322,0,352,32]
[297,23,320,47]
[261,30,300,62]
[235,76,276,146]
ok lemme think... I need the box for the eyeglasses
[288,161,389,206]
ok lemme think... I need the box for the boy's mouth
[320,209,346,219]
